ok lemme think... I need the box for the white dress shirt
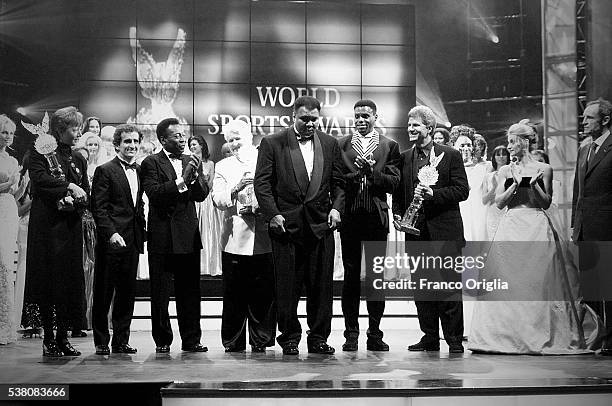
[117,157,138,206]
[162,148,188,193]
[294,125,314,180]
[212,154,271,255]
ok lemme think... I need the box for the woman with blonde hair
[469,120,600,354]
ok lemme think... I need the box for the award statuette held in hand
[394,150,444,236]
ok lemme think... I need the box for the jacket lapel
[287,127,309,198]
[111,157,136,209]
[305,132,324,203]
[585,135,612,178]
[158,150,178,181]
[342,135,359,172]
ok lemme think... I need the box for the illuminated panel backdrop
[77,0,415,158]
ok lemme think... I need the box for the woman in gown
[189,134,222,276]
[25,106,89,357]
[469,121,596,354]
[481,146,510,240]
[0,115,25,345]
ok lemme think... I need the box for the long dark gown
[24,143,89,336]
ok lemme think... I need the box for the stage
[1,328,611,405]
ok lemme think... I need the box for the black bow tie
[296,133,313,142]
[169,152,182,160]
[120,160,138,170]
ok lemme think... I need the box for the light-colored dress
[460,161,491,241]
[0,153,20,344]
[469,178,599,354]
[198,160,222,276]
[481,171,505,240]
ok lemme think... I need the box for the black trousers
[92,247,139,347]
[271,231,334,347]
[340,212,387,341]
[406,224,464,344]
[149,251,202,347]
[221,252,276,350]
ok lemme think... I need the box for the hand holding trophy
[394,150,445,236]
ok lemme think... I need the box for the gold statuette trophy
[394,150,445,236]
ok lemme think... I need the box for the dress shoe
[366,338,389,351]
[58,340,81,356]
[342,340,358,352]
[600,348,612,356]
[155,345,171,353]
[282,343,299,355]
[182,343,208,352]
[308,342,335,354]
[407,340,440,352]
[112,344,137,354]
[42,341,63,357]
[95,345,110,355]
[71,330,87,338]
[448,343,464,353]
[251,345,266,353]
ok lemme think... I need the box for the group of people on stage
[0,95,610,358]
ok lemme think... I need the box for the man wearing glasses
[254,96,345,355]
[141,118,209,353]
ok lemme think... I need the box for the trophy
[394,150,445,236]
[237,180,255,215]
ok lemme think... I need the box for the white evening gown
[469,180,599,354]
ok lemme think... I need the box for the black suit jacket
[141,150,209,254]
[91,157,146,253]
[338,133,400,227]
[572,133,612,241]
[254,127,345,240]
[392,142,469,242]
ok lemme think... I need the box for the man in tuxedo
[338,99,400,352]
[91,124,145,355]
[254,96,345,355]
[141,118,209,353]
[392,105,469,353]
[572,97,612,355]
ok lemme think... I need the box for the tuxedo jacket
[338,133,400,228]
[141,150,209,254]
[392,142,469,242]
[254,127,345,240]
[91,157,145,253]
[572,134,612,241]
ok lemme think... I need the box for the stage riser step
[162,394,612,406]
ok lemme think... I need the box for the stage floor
[1,328,611,389]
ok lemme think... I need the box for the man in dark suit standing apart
[91,124,145,355]
[141,118,209,353]
[392,105,469,353]
[338,99,400,352]
[254,96,345,355]
[572,98,612,356]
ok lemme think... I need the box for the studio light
[16,107,27,115]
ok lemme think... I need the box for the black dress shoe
[42,341,63,357]
[112,344,137,354]
[448,343,464,353]
[95,345,110,355]
[251,345,266,353]
[71,330,87,338]
[58,340,81,356]
[182,343,208,352]
[282,343,299,355]
[367,338,389,351]
[342,340,358,352]
[408,340,440,352]
[308,342,335,354]
[155,345,171,353]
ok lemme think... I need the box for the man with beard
[572,98,612,355]
[254,96,345,355]
[337,99,400,352]
[392,105,469,353]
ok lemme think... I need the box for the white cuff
[175,177,188,193]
